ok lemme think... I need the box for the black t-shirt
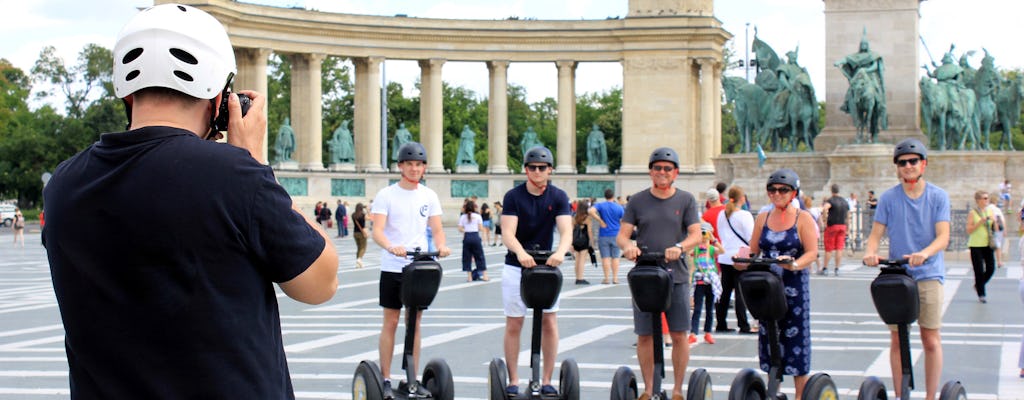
[43,126,325,399]
[501,183,572,266]
[825,196,850,226]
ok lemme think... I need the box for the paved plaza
[1,225,1023,399]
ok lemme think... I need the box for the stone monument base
[329,163,356,172]
[273,160,299,170]
[455,164,480,174]
[586,165,609,174]
[814,126,927,152]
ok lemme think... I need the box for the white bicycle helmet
[113,4,236,100]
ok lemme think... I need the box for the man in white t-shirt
[370,141,451,399]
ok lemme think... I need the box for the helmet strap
[121,98,133,130]
[528,177,547,193]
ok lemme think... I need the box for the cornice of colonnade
[159,0,732,62]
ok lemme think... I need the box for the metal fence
[752,206,973,253]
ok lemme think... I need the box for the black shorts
[379,271,405,310]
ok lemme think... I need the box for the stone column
[419,59,446,173]
[697,59,715,173]
[233,47,270,163]
[683,58,698,173]
[290,53,325,170]
[487,60,511,174]
[713,62,723,157]
[355,56,385,172]
[620,55,692,173]
[555,60,578,173]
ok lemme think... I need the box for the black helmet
[893,138,927,163]
[648,147,679,169]
[524,146,553,166]
[767,168,800,191]
[397,142,428,163]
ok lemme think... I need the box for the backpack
[572,224,589,251]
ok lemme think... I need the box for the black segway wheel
[610,366,638,400]
[687,368,713,400]
[856,377,887,400]
[488,358,509,400]
[938,380,967,400]
[728,368,767,400]
[422,358,455,400]
[559,358,580,400]
[353,360,385,400]
[802,373,838,400]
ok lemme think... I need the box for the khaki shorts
[889,279,943,330]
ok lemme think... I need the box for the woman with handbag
[967,190,997,303]
[714,186,756,334]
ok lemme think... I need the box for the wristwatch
[674,242,684,250]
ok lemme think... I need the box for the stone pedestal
[329,163,356,172]
[815,127,927,153]
[586,165,609,174]
[456,164,480,174]
[273,161,299,171]
[822,143,901,201]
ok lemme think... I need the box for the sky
[3,0,1024,107]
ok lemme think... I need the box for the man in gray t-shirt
[616,147,701,400]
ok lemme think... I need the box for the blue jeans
[691,284,714,334]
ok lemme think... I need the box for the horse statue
[995,76,1024,150]
[723,76,769,153]
[920,77,951,150]
[783,74,819,150]
[950,85,980,150]
[973,50,1000,150]
[848,69,887,143]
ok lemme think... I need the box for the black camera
[212,92,252,132]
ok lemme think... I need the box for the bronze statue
[834,28,888,143]
[273,117,295,163]
[328,120,354,164]
[455,125,478,166]
[586,123,608,166]
[922,44,980,150]
[974,49,1000,150]
[996,76,1024,150]
[391,123,412,162]
[520,126,542,157]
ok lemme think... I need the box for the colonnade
[197,0,729,174]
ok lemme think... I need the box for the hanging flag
[756,144,768,168]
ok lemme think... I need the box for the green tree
[30,44,113,119]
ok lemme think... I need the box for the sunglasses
[979,197,989,200]
[650,165,676,172]
[766,186,793,195]
[896,158,921,167]
[526,164,549,172]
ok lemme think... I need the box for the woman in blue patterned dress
[745,168,819,398]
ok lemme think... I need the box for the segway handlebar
[874,258,911,267]
[525,249,555,265]
[731,256,791,271]
[406,248,441,262]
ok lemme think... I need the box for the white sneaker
[356,259,363,268]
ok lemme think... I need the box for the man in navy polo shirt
[42,5,339,399]
[499,146,573,397]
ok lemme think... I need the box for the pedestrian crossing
[1,229,1022,399]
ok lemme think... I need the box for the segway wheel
[610,366,638,400]
[353,360,385,400]
[422,358,455,400]
[559,358,580,400]
[856,377,887,400]
[687,368,713,400]
[802,373,838,400]
[488,358,509,400]
[728,368,767,400]
[938,380,967,400]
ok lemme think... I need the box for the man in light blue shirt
[589,189,625,284]
[863,138,949,400]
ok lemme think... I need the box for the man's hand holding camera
[225,90,267,163]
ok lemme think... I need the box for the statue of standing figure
[834,28,888,143]
[328,119,354,164]
[274,117,295,163]
[520,126,542,157]
[455,125,478,166]
[391,123,413,162]
[586,123,608,166]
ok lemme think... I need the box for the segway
[609,251,712,400]
[353,249,454,400]
[488,248,580,400]
[729,257,837,400]
[857,258,967,400]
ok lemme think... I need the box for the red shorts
[824,224,847,251]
